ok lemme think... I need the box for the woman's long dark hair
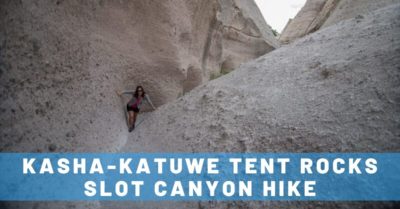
[134,85,146,98]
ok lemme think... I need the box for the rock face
[217,0,279,73]
[122,3,399,208]
[322,0,400,28]
[1,1,399,209]
[279,0,330,44]
[131,3,400,153]
[0,0,278,153]
[279,0,400,43]
[0,1,277,208]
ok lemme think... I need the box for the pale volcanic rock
[322,0,400,28]
[216,0,280,73]
[1,1,400,209]
[280,0,400,43]
[0,1,277,208]
[130,3,400,153]
[0,0,278,153]
[279,0,329,44]
[123,4,400,208]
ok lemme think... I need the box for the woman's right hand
[116,90,121,96]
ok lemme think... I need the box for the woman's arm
[145,94,156,110]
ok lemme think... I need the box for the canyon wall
[279,0,400,43]
[0,0,278,153]
[0,2,278,207]
[124,4,400,209]
[2,1,399,209]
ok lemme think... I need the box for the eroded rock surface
[0,1,277,208]
[1,1,399,209]
[280,0,400,43]
[217,0,279,73]
[0,0,278,153]
[279,0,330,44]
[125,4,400,208]
[132,4,400,153]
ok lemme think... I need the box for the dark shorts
[127,104,140,113]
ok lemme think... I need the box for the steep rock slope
[216,0,279,73]
[1,2,399,209]
[0,1,277,208]
[322,0,400,28]
[0,0,278,154]
[121,4,400,208]
[279,0,330,44]
[280,0,400,43]
[131,4,400,153]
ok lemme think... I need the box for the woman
[117,86,156,132]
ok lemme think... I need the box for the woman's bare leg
[132,112,138,127]
[128,111,134,128]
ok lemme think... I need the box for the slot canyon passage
[1,0,400,209]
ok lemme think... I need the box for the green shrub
[210,68,231,80]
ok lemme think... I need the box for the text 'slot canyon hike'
[1,0,400,209]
